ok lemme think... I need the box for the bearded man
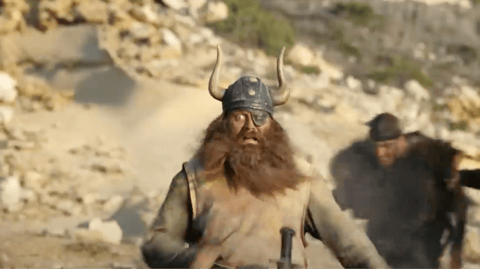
[331,112,468,269]
[140,46,389,269]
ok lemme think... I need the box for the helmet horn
[208,45,226,101]
[272,46,289,106]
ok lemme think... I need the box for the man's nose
[244,116,255,130]
[376,146,387,156]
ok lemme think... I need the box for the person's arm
[305,177,389,269]
[141,170,197,268]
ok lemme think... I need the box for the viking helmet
[208,45,290,116]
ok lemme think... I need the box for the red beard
[195,114,305,197]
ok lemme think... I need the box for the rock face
[205,1,229,23]
[0,176,22,212]
[0,72,18,103]
[286,44,315,67]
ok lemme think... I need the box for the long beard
[197,115,305,197]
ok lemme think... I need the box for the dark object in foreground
[277,227,296,269]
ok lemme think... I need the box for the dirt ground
[0,224,142,268]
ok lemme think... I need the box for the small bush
[446,44,478,65]
[367,56,433,89]
[331,2,376,26]
[449,120,469,131]
[338,41,362,59]
[301,65,321,75]
[432,103,448,111]
[207,0,296,56]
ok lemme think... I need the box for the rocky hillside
[259,0,480,96]
[1,0,480,267]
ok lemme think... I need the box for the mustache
[236,130,264,144]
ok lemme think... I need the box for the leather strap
[183,160,198,220]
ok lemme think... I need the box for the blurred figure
[331,112,468,268]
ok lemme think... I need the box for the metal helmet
[208,45,290,116]
[221,76,274,114]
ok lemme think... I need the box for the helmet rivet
[248,89,256,96]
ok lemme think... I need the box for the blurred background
[2,0,480,267]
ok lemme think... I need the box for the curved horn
[273,46,289,106]
[208,45,225,101]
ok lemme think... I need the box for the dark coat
[331,132,467,268]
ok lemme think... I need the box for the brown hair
[195,113,305,197]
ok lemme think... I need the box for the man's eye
[235,114,245,121]
[253,115,267,125]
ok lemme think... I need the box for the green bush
[300,65,321,75]
[331,2,376,26]
[449,120,469,131]
[367,57,433,89]
[207,0,296,56]
[338,41,362,59]
[446,44,478,65]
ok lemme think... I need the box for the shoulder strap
[300,179,312,247]
[183,159,199,220]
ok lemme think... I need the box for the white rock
[73,229,105,243]
[0,176,22,212]
[464,226,480,262]
[379,86,405,112]
[317,93,337,108]
[161,28,182,49]
[23,171,46,190]
[56,200,77,215]
[315,55,343,81]
[130,5,159,24]
[0,106,14,126]
[88,218,123,245]
[0,72,17,103]
[42,227,67,237]
[162,0,188,10]
[286,44,314,67]
[20,189,37,204]
[188,33,204,45]
[367,79,376,90]
[82,192,99,205]
[174,13,197,27]
[460,85,480,103]
[130,22,153,40]
[405,79,431,101]
[188,0,207,10]
[452,75,469,86]
[205,1,229,23]
[103,195,124,213]
[346,76,362,91]
[199,27,215,40]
